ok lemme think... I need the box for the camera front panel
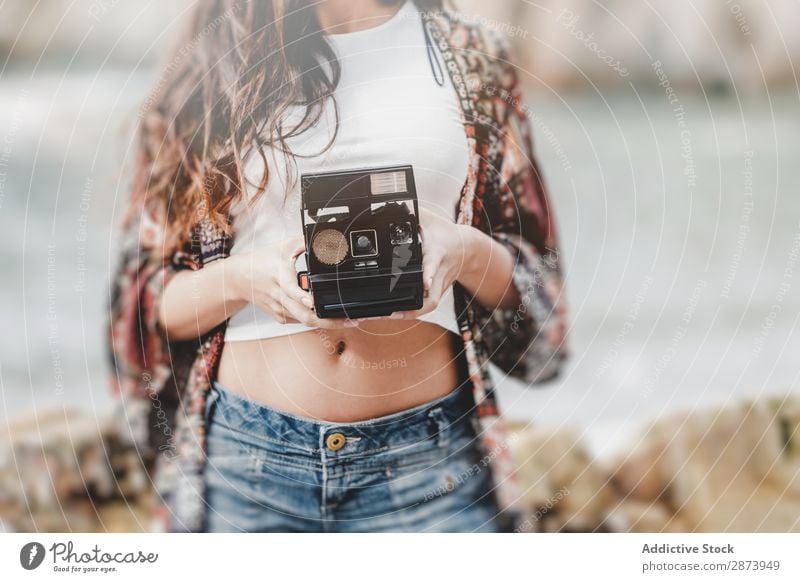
[300,166,424,318]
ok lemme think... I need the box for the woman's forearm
[158,227,521,340]
[456,225,521,311]
[158,256,247,340]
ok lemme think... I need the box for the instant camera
[296,165,424,319]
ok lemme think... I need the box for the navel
[335,340,346,356]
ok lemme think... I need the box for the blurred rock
[3,394,799,532]
[508,423,619,532]
[607,499,688,533]
[607,395,800,532]
[510,394,800,532]
[0,406,150,532]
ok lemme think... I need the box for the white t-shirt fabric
[224,0,470,342]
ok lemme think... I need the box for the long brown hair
[131,0,443,256]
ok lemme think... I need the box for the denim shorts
[202,379,502,532]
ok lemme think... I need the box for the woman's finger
[281,236,306,261]
[279,291,357,329]
[270,303,301,325]
[276,290,313,323]
[427,269,446,305]
[278,258,314,308]
[393,255,442,319]
[395,272,444,320]
[269,294,301,324]
[421,254,440,297]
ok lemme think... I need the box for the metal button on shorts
[326,432,346,451]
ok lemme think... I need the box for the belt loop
[428,406,449,449]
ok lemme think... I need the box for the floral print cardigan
[108,8,568,533]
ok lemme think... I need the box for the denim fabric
[202,380,502,532]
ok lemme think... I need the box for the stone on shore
[508,394,800,532]
[2,394,798,532]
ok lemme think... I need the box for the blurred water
[495,84,800,457]
[0,70,147,422]
[1,69,799,457]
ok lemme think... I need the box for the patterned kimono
[108,8,568,532]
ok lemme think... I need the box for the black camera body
[297,165,424,319]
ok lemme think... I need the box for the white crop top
[224,0,469,342]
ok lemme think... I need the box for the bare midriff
[216,320,460,422]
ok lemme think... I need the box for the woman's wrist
[223,254,250,305]
[454,224,520,310]
[454,224,481,285]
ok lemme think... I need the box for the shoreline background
[1,0,799,531]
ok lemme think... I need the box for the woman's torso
[218,0,470,421]
[217,319,462,422]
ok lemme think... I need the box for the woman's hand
[390,208,471,320]
[385,207,521,322]
[231,237,356,329]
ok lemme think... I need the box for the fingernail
[389,312,404,319]
[344,320,359,327]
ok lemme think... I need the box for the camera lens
[356,235,373,253]
[389,222,413,245]
[350,229,378,257]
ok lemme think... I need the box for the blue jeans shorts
[202,380,502,532]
